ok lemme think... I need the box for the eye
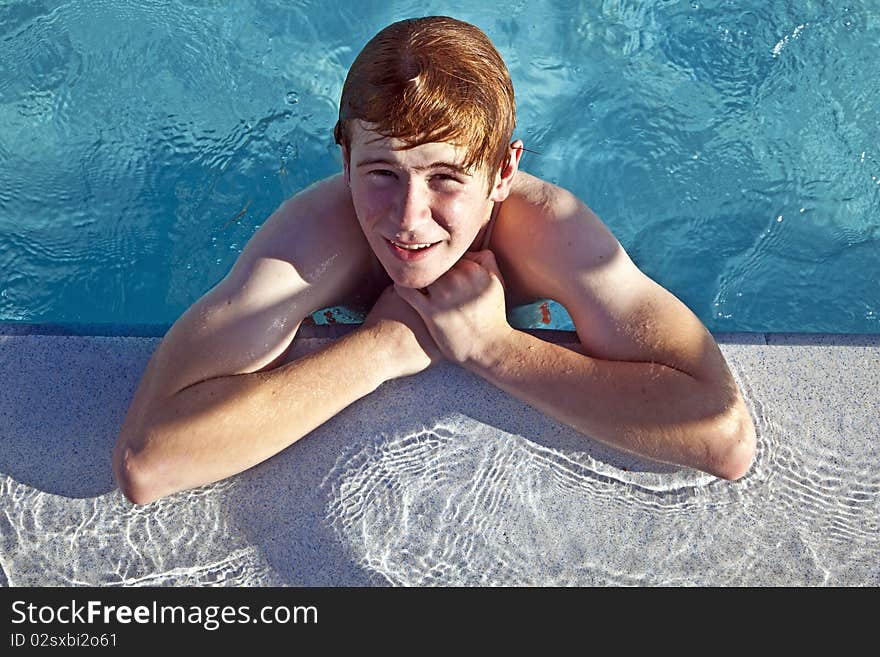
[432,173,463,185]
[369,169,396,178]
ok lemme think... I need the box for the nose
[394,179,431,238]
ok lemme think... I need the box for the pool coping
[1,320,878,347]
[2,321,877,585]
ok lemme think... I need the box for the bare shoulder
[125,175,369,419]
[188,174,369,340]
[496,171,736,392]
[247,174,366,276]
[503,171,620,258]
[491,171,620,303]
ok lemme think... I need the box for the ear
[488,139,524,202]
[341,143,351,186]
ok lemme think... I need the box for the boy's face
[343,121,511,289]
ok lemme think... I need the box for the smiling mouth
[385,238,441,260]
[388,239,437,250]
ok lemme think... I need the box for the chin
[389,270,440,290]
[377,246,460,289]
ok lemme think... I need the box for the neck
[468,201,497,252]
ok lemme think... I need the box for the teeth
[392,240,434,250]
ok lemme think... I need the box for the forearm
[464,328,751,478]
[116,326,393,503]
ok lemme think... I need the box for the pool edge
[2,320,879,347]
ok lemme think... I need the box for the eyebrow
[355,158,471,176]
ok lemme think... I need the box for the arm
[513,185,756,478]
[394,188,756,480]
[463,327,754,479]
[115,282,440,505]
[115,325,392,505]
[113,179,442,504]
[498,178,755,479]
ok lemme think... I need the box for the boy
[113,16,755,505]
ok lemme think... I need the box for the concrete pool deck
[0,322,877,586]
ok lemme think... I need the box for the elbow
[708,409,757,481]
[112,433,167,506]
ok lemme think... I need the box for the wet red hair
[333,16,516,190]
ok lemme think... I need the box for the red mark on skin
[622,467,628,472]
[323,310,337,324]
[539,302,551,324]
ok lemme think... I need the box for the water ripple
[0,476,278,586]
[317,419,717,585]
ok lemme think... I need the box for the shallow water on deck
[1,357,877,586]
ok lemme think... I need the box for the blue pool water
[0,0,878,333]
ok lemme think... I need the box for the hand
[361,284,445,379]
[394,250,514,366]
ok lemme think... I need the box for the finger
[459,250,491,272]
[463,250,506,289]
[462,249,494,268]
[482,249,498,270]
